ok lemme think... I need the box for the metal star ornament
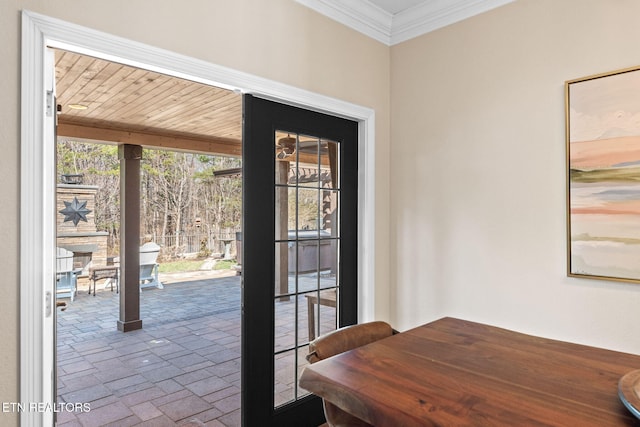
[59,197,91,226]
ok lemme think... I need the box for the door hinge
[45,291,52,318]
[46,90,54,117]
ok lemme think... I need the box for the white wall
[390,0,640,354]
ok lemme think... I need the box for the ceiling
[295,0,516,45]
[55,50,243,157]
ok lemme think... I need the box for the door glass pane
[321,190,339,236]
[275,183,296,240]
[303,288,337,343]
[297,238,318,275]
[275,297,296,353]
[273,129,341,409]
[275,131,298,178]
[297,188,320,235]
[297,345,312,399]
[274,349,296,407]
[298,136,320,188]
[274,346,313,408]
[321,139,339,191]
[317,290,338,338]
[275,241,292,299]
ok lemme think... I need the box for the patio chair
[139,242,163,290]
[112,242,164,291]
[56,247,78,301]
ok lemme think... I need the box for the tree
[57,139,242,259]
[57,139,120,250]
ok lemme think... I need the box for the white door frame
[21,10,376,426]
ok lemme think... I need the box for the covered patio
[55,49,244,333]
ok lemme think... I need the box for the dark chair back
[306,321,395,427]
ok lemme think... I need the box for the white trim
[295,0,516,45]
[20,13,57,427]
[20,10,43,426]
[296,0,393,45]
[21,10,376,425]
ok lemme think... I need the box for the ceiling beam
[58,121,328,165]
[57,121,242,157]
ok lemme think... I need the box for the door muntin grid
[273,131,340,408]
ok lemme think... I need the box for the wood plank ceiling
[55,49,242,157]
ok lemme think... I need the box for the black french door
[242,95,358,426]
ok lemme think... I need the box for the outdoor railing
[156,232,239,257]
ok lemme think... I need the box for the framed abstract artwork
[566,66,640,283]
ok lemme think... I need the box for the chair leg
[154,265,164,289]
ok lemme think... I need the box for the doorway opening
[54,49,244,426]
[22,11,375,426]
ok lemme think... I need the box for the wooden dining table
[299,317,640,426]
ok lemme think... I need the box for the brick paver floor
[56,272,242,426]
[56,270,337,426]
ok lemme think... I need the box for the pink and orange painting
[567,67,640,282]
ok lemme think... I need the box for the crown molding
[296,0,516,46]
[296,0,393,45]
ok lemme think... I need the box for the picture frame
[566,65,640,283]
